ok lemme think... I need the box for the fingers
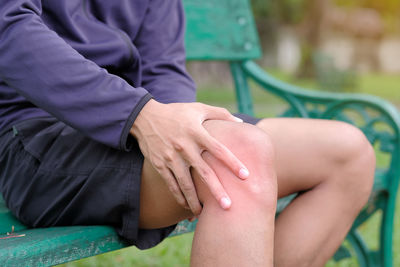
[170,158,202,215]
[178,142,232,211]
[198,104,249,179]
[192,154,232,210]
[197,128,249,180]
[159,167,189,210]
[201,104,243,123]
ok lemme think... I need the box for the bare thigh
[138,158,193,229]
[256,118,368,198]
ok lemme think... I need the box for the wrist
[130,99,159,139]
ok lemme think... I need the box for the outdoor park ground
[61,70,400,267]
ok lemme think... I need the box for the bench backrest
[184,0,261,61]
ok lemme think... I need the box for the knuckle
[164,151,174,162]
[219,107,230,115]
[198,167,211,181]
[153,160,164,170]
[174,197,186,207]
[192,205,202,216]
[186,126,197,137]
[180,182,195,192]
[176,197,187,207]
[212,106,228,116]
[167,183,179,194]
[173,141,184,152]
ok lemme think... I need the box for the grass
[62,234,194,267]
[60,71,400,267]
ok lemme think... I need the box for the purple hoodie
[0,0,196,150]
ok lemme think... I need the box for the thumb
[202,105,243,123]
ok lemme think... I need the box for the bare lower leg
[257,118,375,267]
[191,152,276,266]
[191,121,277,267]
[274,169,369,267]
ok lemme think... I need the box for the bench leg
[381,191,395,267]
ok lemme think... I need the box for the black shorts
[0,114,260,249]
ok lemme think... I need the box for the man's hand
[130,99,249,215]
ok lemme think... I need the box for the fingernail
[239,168,249,179]
[234,116,243,123]
[220,197,231,209]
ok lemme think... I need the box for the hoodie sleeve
[0,0,152,150]
[133,0,196,104]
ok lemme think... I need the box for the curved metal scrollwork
[322,101,397,155]
[282,99,398,158]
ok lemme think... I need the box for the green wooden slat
[0,197,27,234]
[1,198,126,266]
[0,226,128,267]
[184,0,261,60]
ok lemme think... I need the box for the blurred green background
[61,0,400,266]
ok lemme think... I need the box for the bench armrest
[240,60,400,192]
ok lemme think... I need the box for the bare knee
[199,120,277,211]
[331,122,375,205]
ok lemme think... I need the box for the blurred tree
[251,0,330,77]
[251,0,399,82]
[334,0,400,33]
[251,0,307,24]
[297,0,331,77]
[251,0,400,32]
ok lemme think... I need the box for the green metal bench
[1,0,399,266]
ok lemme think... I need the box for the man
[0,0,375,266]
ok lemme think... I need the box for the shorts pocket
[13,117,63,162]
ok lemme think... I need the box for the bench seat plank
[0,226,127,267]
